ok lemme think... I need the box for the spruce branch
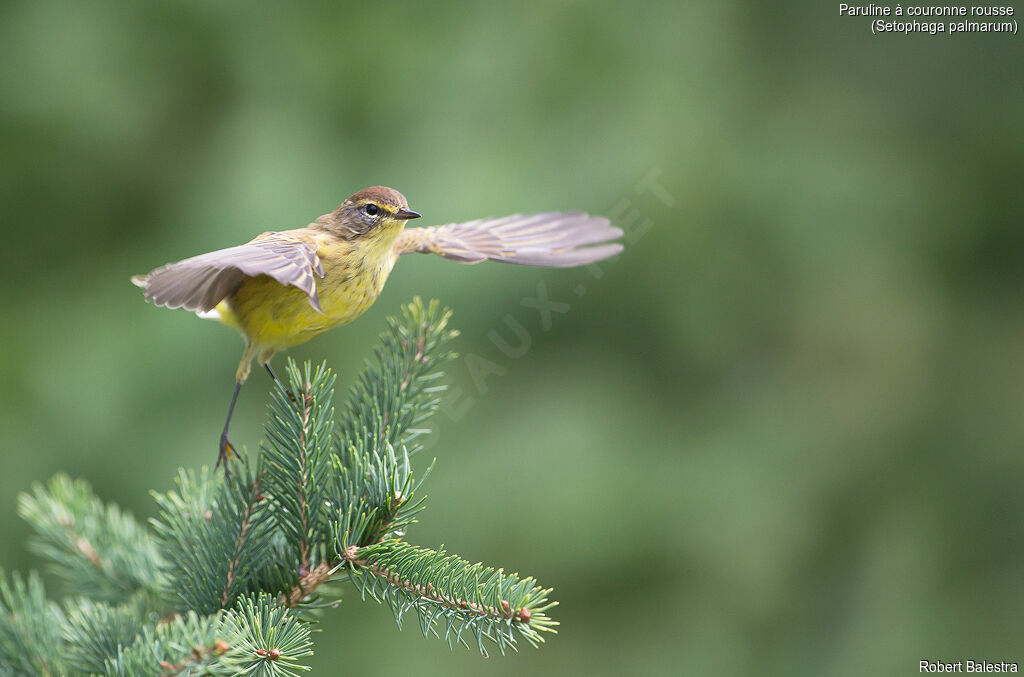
[17,474,165,604]
[0,570,65,676]
[62,597,154,675]
[104,611,237,677]
[332,297,455,550]
[333,441,432,550]
[339,297,458,457]
[337,540,557,657]
[262,361,337,573]
[151,465,276,615]
[221,470,268,608]
[225,593,314,676]
[273,298,457,607]
[0,298,563,672]
[106,595,314,677]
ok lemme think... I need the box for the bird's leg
[264,362,297,404]
[217,381,243,479]
[218,342,257,479]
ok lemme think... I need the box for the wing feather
[393,212,623,267]
[134,232,323,312]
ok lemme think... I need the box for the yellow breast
[222,238,397,352]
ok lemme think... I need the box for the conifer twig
[221,473,264,607]
[336,539,557,656]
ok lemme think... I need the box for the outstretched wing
[392,212,623,267]
[132,231,324,313]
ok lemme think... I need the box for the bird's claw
[217,431,235,479]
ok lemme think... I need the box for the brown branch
[158,640,229,677]
[414,327,426,362]
[74,537,101,568]
[281,561,335,608]
[399,328,426,393]
[296,382,314,570]
[385,323,428,439]
[221,476,263,607]
[55,510,104,572]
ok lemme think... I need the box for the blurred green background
[2,1,1023,674]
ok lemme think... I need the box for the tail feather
[195,308,222,321]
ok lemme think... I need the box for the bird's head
[317,186,421,240]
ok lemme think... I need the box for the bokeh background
[2,1,1023,675]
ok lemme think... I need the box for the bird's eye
[364,203,379,216]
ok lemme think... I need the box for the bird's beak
[395,208,421,220]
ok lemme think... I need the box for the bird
[132,186,623,474]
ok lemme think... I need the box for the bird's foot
[217,431,235,479]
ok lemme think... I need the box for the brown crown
[345,186,409,209]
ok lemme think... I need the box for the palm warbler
[132,186,622,473]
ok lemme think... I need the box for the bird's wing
[392,212,623,267]
[132,231,324,312]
